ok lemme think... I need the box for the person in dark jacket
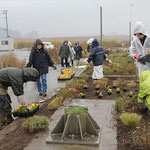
[0,67,39,125]
[27,39,57,97]
[74,41,83,61]
[59,40,70,67]
[87,39,106,80]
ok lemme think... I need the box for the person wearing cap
[59,40,70,67]
[27,39,57,97]
[130,21,150,77]
[0,67,39,125]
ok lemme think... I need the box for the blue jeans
[36,74,47,92]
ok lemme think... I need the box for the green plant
[120,112,142,127]
[22,115,49,133]
[127,82,137,88]
[65,106,87,115]
[115,96,135,113]
[116,88,120,94]
[80,93,85,97]
[123,88,127,92]
[48,97,63,109]
[128,91,133,97]
[103,65,113,74]
[107,88,112,95]
[98,92,103,98]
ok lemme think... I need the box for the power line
[103,9,128,25]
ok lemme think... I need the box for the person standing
[68,42,75,66]
[130,21,150,77]
[27,39,57,97]
[59,40,70,68]
[87,39,106,80]
[74,41,83,61]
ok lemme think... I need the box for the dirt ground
[73,79,139,100]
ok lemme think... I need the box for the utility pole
[100,6,103,47]
[3,10,9,38]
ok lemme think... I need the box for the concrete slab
[24,99,117,150]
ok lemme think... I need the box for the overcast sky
[0,0,150,37]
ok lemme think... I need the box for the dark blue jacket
[27,39,54,74]
[74,44,83,58]
[87,39,106,66]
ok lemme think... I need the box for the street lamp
[129,4,133,45]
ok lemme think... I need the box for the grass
[48,97,63,109]
[65,106,87,115]
[120,112,142,127]
[115,96,135,113]
[0,53,26,69]
[22,115,49,133]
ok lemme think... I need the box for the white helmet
[87,38,94,45]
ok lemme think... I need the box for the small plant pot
[98,95,103,99]
[83,87,88,90]
[95,91,99,96]
[116,91,120,94]
[112,86,117,89]
[81,95,85,98]
[129,95,133,98]
[123,88,127,92]
[107,92,112,95]
[18,112,28,117]
[12,112,18,117]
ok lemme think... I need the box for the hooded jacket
[59,41,70,58]
[130,21,150,76]
[87,39,106,66]
[0,67,39,96]
[74,44,83,58]
[27,39,54,74]
[138,71,150,110]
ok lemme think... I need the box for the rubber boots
[6,112,14,124]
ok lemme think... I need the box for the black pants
[61,58,68,67]
[0,94,12,113]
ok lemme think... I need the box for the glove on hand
[134,54,140,60]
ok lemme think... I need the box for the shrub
[22,115,49,133]
[48,97,63,109]
[115,96,134,113]
[127,82,137,88]
[0,53,26,69]
[103,65,113,74]
[120,112,142,127]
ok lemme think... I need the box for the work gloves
[17,95,32,111]
[134,54,146,65]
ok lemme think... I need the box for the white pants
[92,65,104,80]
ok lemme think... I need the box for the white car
[43,42,54,49]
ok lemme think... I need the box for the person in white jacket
[130,21,150,77]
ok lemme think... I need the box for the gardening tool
[138,54,150,64]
